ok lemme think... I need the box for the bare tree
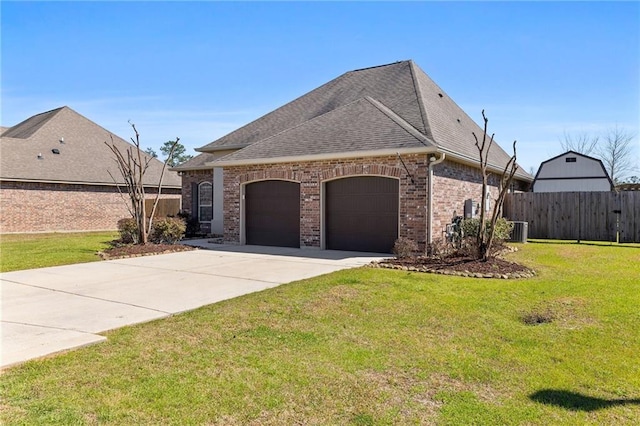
[105,122,178,244]
[473,110,519,262]
[560,131,599,156]
[598,125,637,183]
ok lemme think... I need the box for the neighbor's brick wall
[180,169,214,234]
[223,154,429,249]
[0,181,180,233]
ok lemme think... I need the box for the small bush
[117,218,139,244]
[393,237,419,258]
[150,217,186,244]
[461,217,514,242]
[177,211,203,238]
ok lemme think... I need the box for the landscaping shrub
[150,217,186,244]
[393,237,419,258]
[177,211,203,238]
[117,218,139,244]
[461,217,514,241]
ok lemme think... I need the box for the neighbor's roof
[193,60,531,180]
[0,106,181,188]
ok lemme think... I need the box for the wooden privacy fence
[504,192,640,243]
[144,198,181,218]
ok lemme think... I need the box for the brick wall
[221,155,529,250]
[431,161,498,239]
[0,181,180,233]
[223,154,429,249]
[180,169,214,234]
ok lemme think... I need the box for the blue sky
[2,1,639,174]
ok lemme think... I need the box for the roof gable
[534,150,612,177]
[198,61,427,152]
[532,150,613,191]
[214,96,435,165]
[1,107,181,188]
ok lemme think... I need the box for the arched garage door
[245,180,300,248]
[325,176,399,253]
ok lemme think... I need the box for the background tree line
[145,141,193,167]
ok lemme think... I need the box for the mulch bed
[98,243,196,260]
[371,251,535,279]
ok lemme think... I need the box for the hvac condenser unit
[509,221,528,243]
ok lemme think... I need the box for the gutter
[438,147,533,182]
[427,152,446,250]
[0,177,181,190]
[207,146,435,168]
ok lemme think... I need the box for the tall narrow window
[198,182,213,222]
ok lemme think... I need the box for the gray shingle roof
[1,107,62,139]
[198,60,531,180]
[0,106,181,188]
[198,61,427,152]
[215,97,434,164]
[171,152,218,170]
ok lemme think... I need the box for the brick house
[1,106,181,233]
[174,60,532,252]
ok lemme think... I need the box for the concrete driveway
[1,241,385,368]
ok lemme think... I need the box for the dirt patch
[520,297,595,329]
[98,243,196,260]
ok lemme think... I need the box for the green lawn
[1,241,639,425]
[0,232,117,272]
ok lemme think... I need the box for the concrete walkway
[1,241,385,369]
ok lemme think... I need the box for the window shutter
[191,182,199,221]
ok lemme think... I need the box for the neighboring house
[616,183,640,191]
[1,106,181,233]
[174,60,533,253]
[532,151,613,193]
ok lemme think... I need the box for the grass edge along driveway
[1,241,639,425]
[0,232,117,272]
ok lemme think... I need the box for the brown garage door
[245,180,300,248]
[325,176,398,253]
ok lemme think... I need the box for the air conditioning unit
[509,221,528,243]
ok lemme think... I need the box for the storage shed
[532,151,613,193]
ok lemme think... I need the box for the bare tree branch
[598,125,637,183]
[474,111,518,261]
[104,123,178,245]
[148,138,180,231]
[561,131,599,156]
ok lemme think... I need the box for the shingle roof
[1,107,62,139]
[171,152,218,170]
[0,106,181,188]
[196,60,531,180]
[216,97,433,164]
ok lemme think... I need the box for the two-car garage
[243,176,399,253]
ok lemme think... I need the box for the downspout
[427,153,446,252]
